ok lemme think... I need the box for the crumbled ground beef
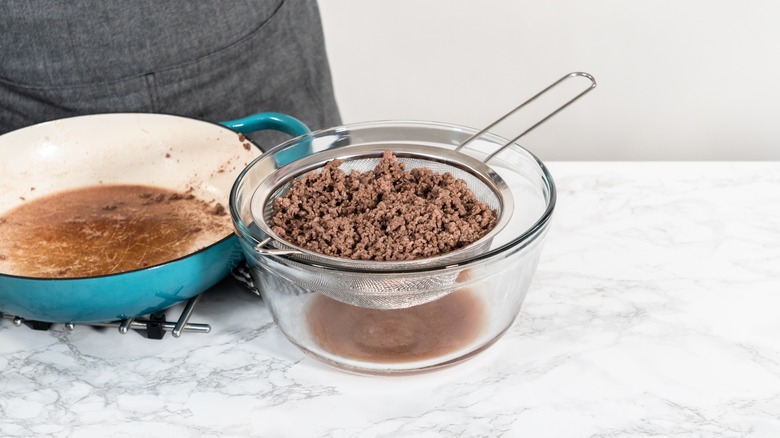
[271,150,497,261]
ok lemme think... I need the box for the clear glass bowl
[229,121,555,374]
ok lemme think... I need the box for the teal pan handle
[220,112,309,137]
[220,112,312,166]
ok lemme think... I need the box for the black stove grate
[0,294,210,339]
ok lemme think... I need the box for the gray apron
[0,0,341,147]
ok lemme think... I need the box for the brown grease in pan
[0,184,232,278]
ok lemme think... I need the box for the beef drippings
[306,289,485,363]
[0,184,232,278]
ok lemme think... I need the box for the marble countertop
[2,162,780,437]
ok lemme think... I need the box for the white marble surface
[2,162,780,437]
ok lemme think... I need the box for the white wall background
[318,0,780,161]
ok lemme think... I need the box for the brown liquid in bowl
[0,184,232,278]
[306,289,485,363]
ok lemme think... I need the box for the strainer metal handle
[256,237,299,256]
[252,72,596,270]
[456,71,597,163]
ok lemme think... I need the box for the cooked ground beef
[271,150,497,261]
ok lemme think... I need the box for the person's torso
[0,0,284,87]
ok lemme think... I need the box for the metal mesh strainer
[249,143,513,270]
[246,72,596,308]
